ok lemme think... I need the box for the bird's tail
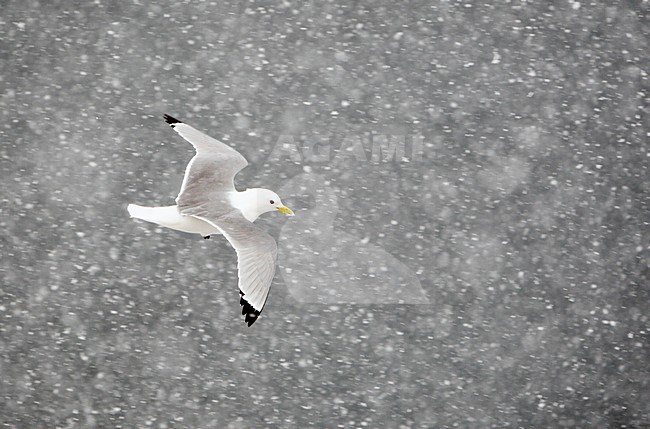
[127,204,217,237]
[127,204,179,226]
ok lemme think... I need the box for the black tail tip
[163,114,181,126]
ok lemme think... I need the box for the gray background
[1,1,649,428]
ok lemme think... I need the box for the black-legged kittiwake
[128,114,294,326]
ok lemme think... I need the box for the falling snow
[1,1,649,428]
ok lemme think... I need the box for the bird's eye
[270,200,275,205]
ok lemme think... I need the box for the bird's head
[249,188,294,217]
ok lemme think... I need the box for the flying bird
[128,114,294,326]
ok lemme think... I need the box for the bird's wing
[194,211,278,326]
[162,114,248,208]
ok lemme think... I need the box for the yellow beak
[277,206,294,216]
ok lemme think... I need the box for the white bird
[128,114,294,326]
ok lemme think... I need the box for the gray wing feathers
[194,212,278,313]
[168,120,248,165]
[237,250,276,311]
[175,156,239,210]
[164,115,248,202]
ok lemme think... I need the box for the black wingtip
[240,291,261,327]
[163,114,182,127]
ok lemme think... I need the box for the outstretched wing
[194,211,278,327]
[163,114,248,208]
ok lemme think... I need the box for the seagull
[128,114,294,326]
